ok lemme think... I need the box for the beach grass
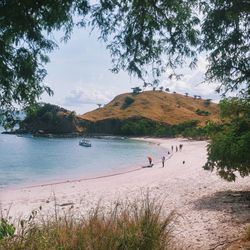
[245,224,250,241]
[0,196,176,250]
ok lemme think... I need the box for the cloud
[63,87,113,107]
[160,56,220,100]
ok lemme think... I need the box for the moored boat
[79,138,91,147]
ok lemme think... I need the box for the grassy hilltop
[79,91,219,136]
[80,91,219,126]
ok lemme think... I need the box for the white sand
[0,138,249,249]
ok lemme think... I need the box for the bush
[195,109,210,116]
[245,224,250,240]
[0,219,15,240]
[121,119,203,138]
[121,119,154,135]
[121,96,135,109]
[41,111,53,122]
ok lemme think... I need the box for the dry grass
[0,196,177,250]
[80,91,219,126]
[245,224,250,241]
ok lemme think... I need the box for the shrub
[195,109,210,116]
[245,224,250,240]
[41,111,53,122]
[121,120,154,135]
[203,99,211,107]
[121,96,135,109]
[121,119,203,138]
[0,219,15,240]
[0,197,175,250]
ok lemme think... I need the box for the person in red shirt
[147,156,152,166]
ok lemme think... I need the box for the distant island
[8,91,220,138]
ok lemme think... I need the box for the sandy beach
[0,138,249,249]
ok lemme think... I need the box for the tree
[97,104,102,108]
[185,93,189,97]
[131,87,142,95]
[165,88,170,92]
[204,97,250,181]
[159,86,163,92]
[0,0,89,127]
[201,0,250,94]
[203,99,212,107]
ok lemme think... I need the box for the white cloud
[63,86,113,106]
[160,55,220,101]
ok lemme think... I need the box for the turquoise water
[0,129,166,189]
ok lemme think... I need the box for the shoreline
[0,137,249,249]
[0,136,166,191]
[1,137,167,191]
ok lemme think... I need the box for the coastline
[0,137,249,249]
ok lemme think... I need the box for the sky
[43,25,221,114]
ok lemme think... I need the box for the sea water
[0,129,166,189]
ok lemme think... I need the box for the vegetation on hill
[21,103,85,135]
[81,91,219,126]
[78,91,219,138]
[18,91,219,138]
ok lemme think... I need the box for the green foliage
[121,119,155,135]
[1,0,249,128]
[0,219,15,240]
[195,109,210,116]
[0,0,89,127]
[121,96,135,109]
[219,97,250,120]
[203,99,211,107]
[202,121,225,138]
[121,119,202,138]
[0,198,175,250]
[131,87,142,95]
[204,97,250,181]
[42,111,53,122]
[92,0,199,82]
[21,103,69,129]
[201,0,249,94]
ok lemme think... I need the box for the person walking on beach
[179,144,183,151]
[147,156,153,167]
[162,156,166,167]
[176,146,178,152]
[171,145,173,152]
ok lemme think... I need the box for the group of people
[147,144,184,168]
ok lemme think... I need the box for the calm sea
[0,128,166,189]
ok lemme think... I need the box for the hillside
[17,91,220,136]
[80,91,219,126]
[19,103,85,136]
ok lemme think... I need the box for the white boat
[79,138,91,147]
